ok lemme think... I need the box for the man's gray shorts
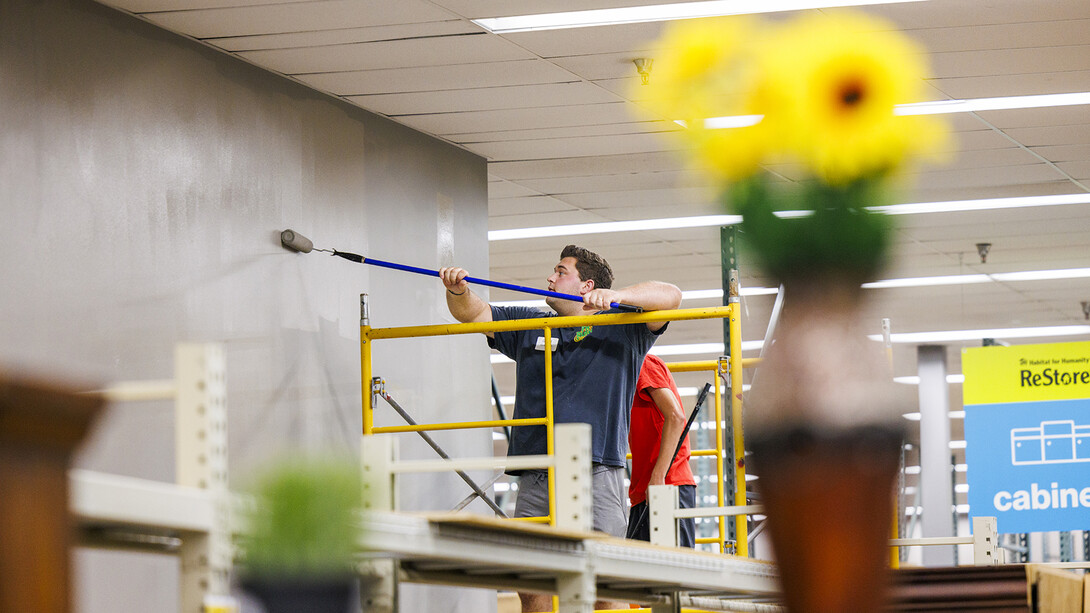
[513,465,627,537]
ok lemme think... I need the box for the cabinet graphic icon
[1010,420,1090,465]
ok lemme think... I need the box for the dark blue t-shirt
[488,305,666,472]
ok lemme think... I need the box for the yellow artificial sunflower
[636,16,777,180]
[760,11,947,184]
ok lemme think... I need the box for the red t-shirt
[628,354,696,506]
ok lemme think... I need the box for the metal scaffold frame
[358,300,791,610]
[359,302,755,545]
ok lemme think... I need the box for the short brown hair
[560,245,614,290]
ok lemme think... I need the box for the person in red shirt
[626,353,697,547]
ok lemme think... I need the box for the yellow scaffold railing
[360,304,757,555]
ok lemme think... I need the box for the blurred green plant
[239,456,363,580]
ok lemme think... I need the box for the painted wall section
[0,0,493,610]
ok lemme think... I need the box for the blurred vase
[747,281,904,613]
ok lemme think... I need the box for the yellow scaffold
[360,304,758,557]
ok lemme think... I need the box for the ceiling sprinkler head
[975,242,992,264]
[633,58,653,85]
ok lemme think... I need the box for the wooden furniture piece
[0,375,104,613]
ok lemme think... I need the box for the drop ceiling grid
[139,0,460,38]
[906,18,1090,54]
[488,150,692,180]
[469,130,679,161]
[99,0,304,13]
[930,45,1090,80]
[346,81,623,116]
[393,101,635,135]
[500,21,665,59]
[430,0,668,21]
[868,0,1090,30]
[236,34,534,75]
[294,59,588,96]
[929,70,1090,99]
[489,195,583,217]
[209,20,482,52]
[893,206,1090,239]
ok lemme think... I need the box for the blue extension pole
[331,250,643,313]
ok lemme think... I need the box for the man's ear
[580,279,595,294]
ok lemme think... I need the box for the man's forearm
[614,281,682,311]
[445,289,491,324]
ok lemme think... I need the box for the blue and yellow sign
[963,341,1090,533]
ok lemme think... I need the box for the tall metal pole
[917,345,955,566]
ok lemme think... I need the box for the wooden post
[0,375,104,613]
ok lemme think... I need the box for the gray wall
[1,0,494,610]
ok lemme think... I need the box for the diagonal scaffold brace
[373,378,508,517]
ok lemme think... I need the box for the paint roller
[280,229,643,312]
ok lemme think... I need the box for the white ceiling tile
[467,131,676,161]
[1056,160,1090,180]
[143,0,460,38]
[346,81,621,115]
[514,169,702,194]
[99,0,303,13]
[501,20,664,58]
[238,34,534,74]
[488,179,540,199]
[391,101,633,135]
[1030,144,1090,163]
[976,105,1090,130]
[454,119,679,144]
[929,70,1090,100]
[906,181,1083,204]
[490,150,691,180]
[430,0,664,20]
[907,19,1090,54]
[1005,124,1090,147]
[294,59,578,95]
[489,195,579,216]
[906,19,1090,54]
[931,45,1090,80]
[905,163,1066,190]
[488,208,611,230]
[209,20,479,52]
[869,0,1090,30]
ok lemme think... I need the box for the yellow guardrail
[360,304,755,555]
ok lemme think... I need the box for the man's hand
[438,266,492,330]
[582,288,619,311]
[439,266,470,295]
[649,468,668,487]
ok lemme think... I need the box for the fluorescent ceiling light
[867,268,1090,290]
[895,91,1090,115]
[870,325,1090,344]
[864,275,990,289]
[901,409,966,421]
[702,92,1090,130]
[488,194,1090,241]
[894,374,966,385]
[871,193,1090,216]
[702,115,763,129]
[489,215,740,241]
[473,0,927,33]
